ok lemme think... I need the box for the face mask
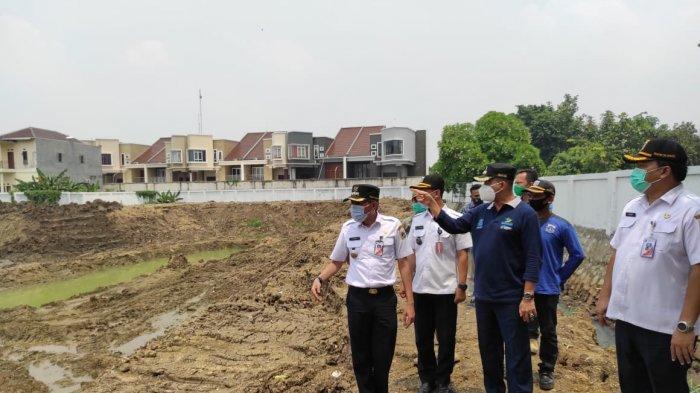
[350,204,368,222]
[528,198,550,212]
[412,202,427,214]
[480,181,503,203]
[513,184,526,197]
[629,167,664,193]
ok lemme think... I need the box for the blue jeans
[475,300,533,393]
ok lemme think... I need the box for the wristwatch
[677,321,695,333]
[458,283,468,291]
[523,292,534,301]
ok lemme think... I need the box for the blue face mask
[412,202,427,214]
[350,204,368,222]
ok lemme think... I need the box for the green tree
[473,111,546,174]
[548,142,623,175]
[515,94,585,165]
[431,123,488,190]
[658,122,700,165]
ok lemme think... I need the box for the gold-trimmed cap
[623,138,687,164]
[525,179,556,195]
[409,174,445,192]
[343,184,380,203]
[474,163,516,182]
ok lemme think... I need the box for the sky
[1,0,699,166]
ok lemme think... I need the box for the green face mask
[513,184,526,197]
[412,202,427,214]
[629,167,664,193]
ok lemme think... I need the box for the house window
[314,145,320,159]
[22,150,28,166]
[384,140,403,156]
[102,154,112,165]
[57,153,63,162]
[213,149,223,163]
[188,149,206,162]
[121,153,129,166]
[229,167,241,181]
[288,144,309,159]
[80,155,85,164]
[170,150,182,163]
[251,166,264,181]
[271,146,282,159]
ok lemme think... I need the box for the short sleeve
[329,228,348,262]
[684,207,700,266]
[455,233,473,250]
[395,223,414,259]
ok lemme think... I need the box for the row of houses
[0,126,426,191]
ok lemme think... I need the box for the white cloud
[0,13,68,85]
[124,40,172,70]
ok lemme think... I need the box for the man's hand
[403,303,415,328]
[411,189,440,217]
[311,278,323,301]
[595,293,610,326]
[519,298,537,323]
[670,330,696,365]
[397,285,407,299]
[454,288,467,304]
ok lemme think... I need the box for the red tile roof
[131,137,170,164]
[224,132,272,161]
[325,125,384,158]
[0,127,75,141]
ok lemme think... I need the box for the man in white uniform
[311,184,414,393]
[408,175,472,393]
[595,138,699,393]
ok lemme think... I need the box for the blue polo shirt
[536,214,586,295]
[435,198,541,303]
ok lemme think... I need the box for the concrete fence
[2,167,698,234]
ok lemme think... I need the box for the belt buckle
[368,288,378,295]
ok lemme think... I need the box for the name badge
[641,237,656,259]
[374,237,384,256]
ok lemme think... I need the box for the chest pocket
[413,226,426,247]
[617,216,637,233]
[346,236,362,256]
[653,221,678,251]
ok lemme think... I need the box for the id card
[641,237,656,259]
[374,239,384,256]
[435,241,444,254]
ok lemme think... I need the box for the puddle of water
[0,248,236,310]
[29,344,78,355]
[111,310,188,356]
[594,323,616,348]
[27,360,92,393]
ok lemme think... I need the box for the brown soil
[0,199,692,392]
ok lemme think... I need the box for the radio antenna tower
[198,89,203,134]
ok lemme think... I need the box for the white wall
[541,166,699,234]
[2,167,698,234]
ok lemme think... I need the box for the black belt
[348,285,394,296]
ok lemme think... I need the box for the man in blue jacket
[522,180,586,390]
[413,163,541,393]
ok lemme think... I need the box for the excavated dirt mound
[0,199,682,392]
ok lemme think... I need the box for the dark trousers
[346,286,398,393]
[526,294,559,373]
[615,320,694,393]
[414,293,458,386]
[475,300,533,393]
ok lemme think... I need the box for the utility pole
[198,89,203,134]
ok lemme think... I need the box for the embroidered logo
[545,223,557,234]
[500,217,514,231]
[476,218,484,230]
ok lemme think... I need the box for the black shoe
[419,382,435,393]
[539,372,554,390]
[437,383,455,393]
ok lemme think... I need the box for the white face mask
[480,181,503,203]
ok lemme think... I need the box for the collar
[357,214,383,229]
[658,184,684,206]
[486,197,521,210]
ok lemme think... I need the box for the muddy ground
[0,200,694,392]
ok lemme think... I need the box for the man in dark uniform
[311,184,414,393]
[413,163,541,393]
